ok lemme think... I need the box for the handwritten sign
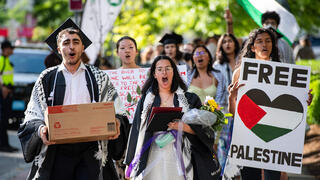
[228,58,310,173]
[104,65,187,123]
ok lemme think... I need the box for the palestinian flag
[237,89,303,142]
[237,0,300,45]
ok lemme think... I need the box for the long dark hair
[191,45,215,78]
[216,33,240,64]
[239,28,280,63]
[141,55,187,95]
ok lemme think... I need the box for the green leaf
[125,110,131,116]
[136,85,141,95]
[127,93,132,102]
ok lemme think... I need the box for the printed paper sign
[104,65,187,123]
[228,58,310,173]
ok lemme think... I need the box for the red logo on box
[54,122,61,129]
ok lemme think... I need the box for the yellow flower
[224,118,228,124]
[210,105,215,112]
[207,99,218,108]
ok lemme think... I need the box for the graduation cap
[159,32,183,45]
[45,18,92,58]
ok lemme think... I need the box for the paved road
[0,130,318,180]
[0,130,31,180]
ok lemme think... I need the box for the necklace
[160,93,173,107]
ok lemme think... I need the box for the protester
[140,45,154,67]
[124,55,220,180]
[115,35,140,179]
[98,57,114,70]
[261,11,295,64]
[187,45,227,105]
[192,38,205,46]
[224,9,243,48]
[182,42,194,69]
[228,27,313,180]
[117,36,140,69]
[160,32,187,67]
[293,35,315,61]
[153,42,163,57]
[205,35,219,61]
[0,40,18,152]
[214,33,240,87]
[81,52,90,64]
[213,33,240,173]
[44,52,62,68]
[17,18,128,180]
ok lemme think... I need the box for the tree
[0,0,8,24]
[105,0,320,53]
[106,0,257,52]
[33,0,73,29]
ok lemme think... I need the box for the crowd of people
[0,8,315,180]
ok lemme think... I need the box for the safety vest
[0,55,14,87]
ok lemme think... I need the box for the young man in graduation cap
[160,32,189,69]
[18,18,129,180]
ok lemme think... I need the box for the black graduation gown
[124,91,220,180]
[18,66,130,180]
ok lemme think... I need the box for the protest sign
[228,58,310,173]
[104,65,187,123]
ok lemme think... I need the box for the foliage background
[2,0,320,50]
[296,60,320,125]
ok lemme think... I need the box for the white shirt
[58,62,91,105]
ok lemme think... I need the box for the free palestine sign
[229,58,310,173]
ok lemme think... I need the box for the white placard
[229,58,310,173]
[104,65,188,123]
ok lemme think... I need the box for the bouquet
[182,96,231,131]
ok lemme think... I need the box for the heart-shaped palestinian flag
[237,89,304,142]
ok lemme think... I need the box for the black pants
[50,142,100,180]
[240,166,261,180]
[264,169,281,180]
[0,93,12,147]
[240,167,281,180]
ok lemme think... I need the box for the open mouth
[69,52,75,57]
[198,59,204,63]
[162,77,168,83]
[125,55,131,58]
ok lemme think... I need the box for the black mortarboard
[159,32,183,45]
[45,18,92,58]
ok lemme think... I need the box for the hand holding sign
[229,58,311,174]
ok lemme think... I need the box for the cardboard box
[45,102,117,144]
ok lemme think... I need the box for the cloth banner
[81,0,124,64]
[237,0,300,44]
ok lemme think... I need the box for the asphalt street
[0,130,317,180]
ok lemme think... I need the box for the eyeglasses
[155,66,173,73]
[194,51,207,57]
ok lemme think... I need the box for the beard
[64,55,81,66]
[67,59,80,66]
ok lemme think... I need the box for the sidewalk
[0,130,31,180]
[1,126,319,180]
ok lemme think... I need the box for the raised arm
[224,9,234,35]
[228,68,245,116]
